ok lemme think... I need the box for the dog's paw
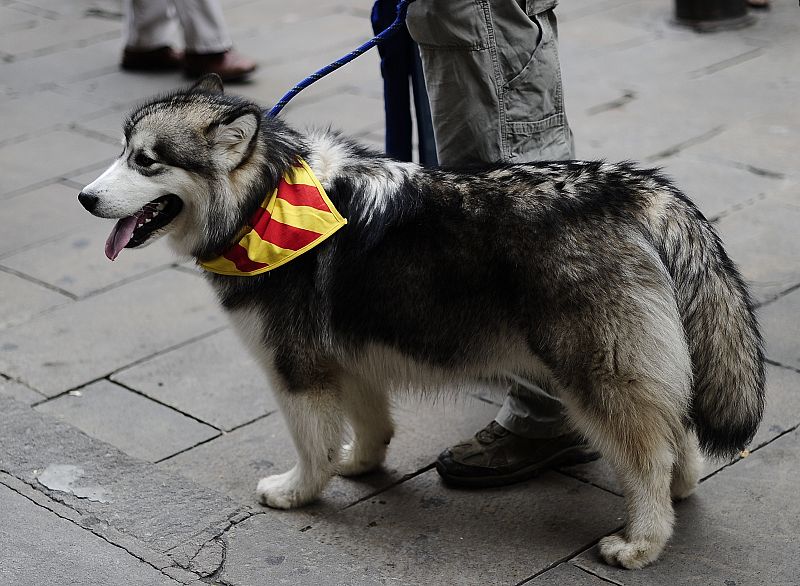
[599,533,663,569]
[257,469,316,509]
[337,442,386,477]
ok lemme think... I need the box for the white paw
[599,534,663,569]
[337,442,386,477]
[256,469,316,509]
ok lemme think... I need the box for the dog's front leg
[257,387,343,509]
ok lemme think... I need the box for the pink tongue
[105,215,139,261]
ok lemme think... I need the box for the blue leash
[267,0,417,118]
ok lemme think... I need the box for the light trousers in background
[124,0,232,53]
[407,0,574,438]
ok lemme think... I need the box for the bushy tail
[657,192,765,458]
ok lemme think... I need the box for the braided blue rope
[267,0,417,118]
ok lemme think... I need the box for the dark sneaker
[436,421,600,488]
[121,46,184,72]
[184,50,257,82]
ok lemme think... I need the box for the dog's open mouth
[105,195,183,260]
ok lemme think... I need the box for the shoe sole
[436,446,601,489]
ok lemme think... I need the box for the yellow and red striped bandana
[200,158,346,276]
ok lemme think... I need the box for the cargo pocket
[508,113,572,161]
[503,11,572,161]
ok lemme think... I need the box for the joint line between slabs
[764,358,800,375]
[572,563,625,585]
[756,281,800,309]
[554,468,623,498]
[110,378,223,433]
[339,463,436,512]
[28,325,229,406]
[700,422,800,484]
[514,524,625,586]
[0,264,77,300]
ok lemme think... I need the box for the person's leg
[372,0,414,162]
[495,376,566,439]
[121,0,183,71]
[171,0,231,53]
[410,45,438,167]
[407,0,573,166]
[172,0,256,81]
[408,0,593,486]
[124,0,176,50]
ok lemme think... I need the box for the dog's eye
[135,153,157,168]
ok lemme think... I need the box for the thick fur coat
[79,77,765,569]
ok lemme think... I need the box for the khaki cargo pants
[406,0,574,166]
[407,0,572,437]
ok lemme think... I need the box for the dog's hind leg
[565,379,682,570]
[257,387,344,509]
[670,427,702,500]
[337,376,394,477]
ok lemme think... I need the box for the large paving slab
[282,91,384,137]
[0,269,226,395]
[713,182,800,303]
[235,12,371,69]
[0,375,45,406]
[61,69,197,109]
[0,484,180,586]
[214,512,386,586]
[6,0,122,18]
[0,38,119,96]
[528,563,610,585]
[759,287,800,370]
[657,155,786,222]
[299,469,624,585]
[71,106,130,143]
[0,221,176,298]
[0,270,71,329]
[209,473,622,585]
[681,109,800,178]
[564,15,766,88]
[0,14,119,60]
[570,84,730,163]
[0,182,98,258]
[0,5,42,36]
[0,395,247,555]
[235,47,382,113]
[0,129,114,198]
[0,89,108,145]
[222,0,345,29]
[35,380,219,462]
[159,396,501,524]
[574,426,800,584]
[112,328,278,432]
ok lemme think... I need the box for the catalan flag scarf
[200,158,346,276]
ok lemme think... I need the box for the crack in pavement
[0,471,197,584]
[166,508,261,578]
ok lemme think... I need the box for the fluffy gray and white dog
[79,75,764,569]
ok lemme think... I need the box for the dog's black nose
[78,191,98,212]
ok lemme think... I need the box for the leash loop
[267,0,417,118]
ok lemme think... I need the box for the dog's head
[79,74,265,260]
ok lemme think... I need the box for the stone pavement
[0,0,798,584]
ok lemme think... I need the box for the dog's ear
[190,73,224,94]
[209,109,261,170]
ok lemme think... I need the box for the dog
[78,74,764,569]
